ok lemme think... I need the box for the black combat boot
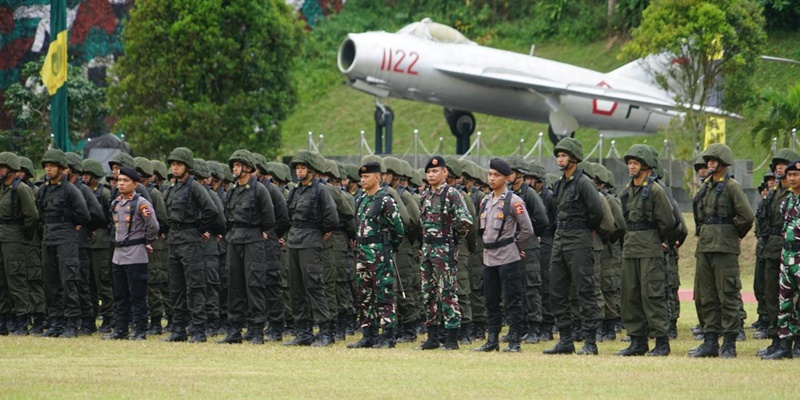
[98,317,114,334]
[577,328,598,355]
[78,317,96,336]
[761,337,792,360]
[416,325,440,350]
[396,323,417,343]
[736,320,746,342]
[265,320,283,342]
[753,326,768,340]
[595,321,606,343]
[571,320,584,342]
[472,321,486,341]
[758,335,780,357]
[539,323,554,341]
[335,314,347,342]
[543,326,575,355]
[473,330,500,352]
[282,319,296,337]
[205,318,220,338]
[374,328,396,349]
[188,324,207,343]
[311,321,335,347]
[523,322,540,344]
[147,317,163,335]
[30,313,46,336]
[164,317,174,333]
[689,332,719,358]
[345,313,356,336]
[130,320,147,341]
[0,314,8,336]
[793,336,800,358]
[667,320,678,340]
[43,317,64,337]
[459,323,473,345]
[60,318,79,338]
[217,322,243,344]
[602,320,616,341]
[11,314,29,336]
[249,322,265,345]
[102,322,130,340]
[503,331,521,353]
[614,336,649,356]
[441,328,459,350]
[647,337,670,356]
[347,326,375,348]
[162,325,188,342]
[284,322,314,346]
[719,333,737,358]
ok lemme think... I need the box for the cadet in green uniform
[150,159,173,330]
[37,149,91,338]
[81,159,114,334]
[283,151,339,347]
[614,145,675,356]
[757,149,799,358]
[460,158,487,341]
[543,139,604,356]
[689,154,709,343]
[0,152,39,335]
[752,170,776,339]
[208,160,231,335]
[526,160,557,341]
[691,144,754,358]
[17,157,46,334]
[133,157,170,335]
[162,148,221,343]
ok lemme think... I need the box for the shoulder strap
[495,193,513,243]
[9,178,20,218]
[369,192,389,220]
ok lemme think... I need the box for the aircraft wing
[434,64,743,119]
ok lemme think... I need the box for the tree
[753,82,800,148]
[108,0,302,161]
[621,0,766,154]
[2,59,108,157]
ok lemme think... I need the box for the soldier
[762,159,800,359]
[283,151,339,346]
[751,171,773,339]
[543,138,604,355]
[690,154,709,342]
[16,156,47,335]
[37,149,91,337]
[473,159,534,352]
[416,156,473,350]
[216,150,275,344]
[152,160,170,191]
[103,168,159,340]
[81,159,114,334]
[0,152,39,335]
[613,145,675,356]
[347,162,405,348]
[460,159,488,341]
[505,156,549,344]
[526,160,557,341]
[344,164,363,198]
[162,147,221,343]
[691,143,754,358]
[207,160,231,335]
[263,159,294,338]
[65,153,106,335]
[758,149,799,358]
[133,157,170,335]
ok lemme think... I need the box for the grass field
[0,302,790,400]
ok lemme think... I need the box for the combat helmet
[384,156,408,178]
[0,152,21,171]
[553,137,584,162]
[505,155,529,175]
[624,144,657,169]
[267,162,290,183]
[771,148,800,173]
[323,159,341,180]
[527,160,547,181]
[82,159,105,179]
[19,157,35,178]
[151,160,169,181]
[251,153,269,174]
[41,149,68,169]
[702,143,734,166]
[360,155,387,173]
[291,150,325,172]
[344,163,360,183]
[108,152,134,170]
[693,154,706,172]
[193,158,210,179]
[133,157,154,177]
[166,147,195,170]
[442,155,462,177]
[228,149,257,172]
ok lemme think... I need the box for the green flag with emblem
[39,0,69,151]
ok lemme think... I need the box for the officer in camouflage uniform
[526,160,557,341]
[65,153,106,335]
[416,156,473,351]
[382,156,422,343]
[162,148,221,343]
[757,149,799,358]
[81,159,114,334]
[133,157,170,335]
[460,158,487,341]
[763,160,800,359]
[613,145,675,356]
[691,143,754,358]
[347,162,405,348]
[37,149,91,337]
[17,157,47,334]
[505,156,549,344]
[543,138,604,356]
[0,152,39,335]
[283,151,339,347]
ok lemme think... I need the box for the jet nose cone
[338,35,357,74]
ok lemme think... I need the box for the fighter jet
[337,18,740,151]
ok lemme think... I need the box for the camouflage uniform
[777,190,800,347]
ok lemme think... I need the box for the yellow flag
[40,30,68,95]
[704,116,726,148]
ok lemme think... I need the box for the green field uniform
[145,183,168,330]
[88,182,113,329]
[394,184,421,342]
[321,181,356,338]
[759,182,790,338]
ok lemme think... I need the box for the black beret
[359,162,382,176]
[489,158,512,176]
[425,156,446,172]
[118,167,141,183]
[785,160,800,174]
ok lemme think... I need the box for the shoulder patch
[140,204,151,218]
[514,201,525,215]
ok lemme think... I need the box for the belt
[115,238,147,248]
[483,237,514,250]
[556,220,588,229]
[43,216,68,224]
[423,236,449,245]
[290,220,318,229]
[229,222,260,229]
[628,222,657,231]
[170,222,198,231]
[702,216,733,225]
[783,241,800,252]
[357,236,385,245]
[0,218,23,225]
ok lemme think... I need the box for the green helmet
[384,156,408,178]
[291,150,325,172]
[345,163,360,182]
[579,161,596,179]
[228,149,256,172]
[411,169,424,188]
[151,160,169,181]
[693,154,706,171]
[337,161,348,182]
[166,147,195,170]
[0,152,21,171]
[553,137,584,162]
[771,148,800,171]
[624,144,656,169]
[442,155,462,177]
[81,159,105,178]
[108,152,134,170]
[41,149,68,169]
[251,152,269,174]
[360,155,387,173]
[323,159,341,180]
[764,170,776,182]
[65,152,83,174]
[207,161,223,180]
[527,160,546,180]
[19,157,35,178]
[266,162,288,183]
[193,158,210,179]
[279,163,292,184]
[460,159,479,180]
[702,143,734,166]
[505,155,529,174]
[595,163,615,188]
[133,157,154,177]
[219,161,234,182]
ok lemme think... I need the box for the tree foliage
[2,59,108,157]
[108,0,302,161]
[753,82,800,148]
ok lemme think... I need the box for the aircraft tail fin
[608,54,672,92]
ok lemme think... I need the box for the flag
[40,0,69,151]
[704,116,726,148]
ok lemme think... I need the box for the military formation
[1,138,799,359]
